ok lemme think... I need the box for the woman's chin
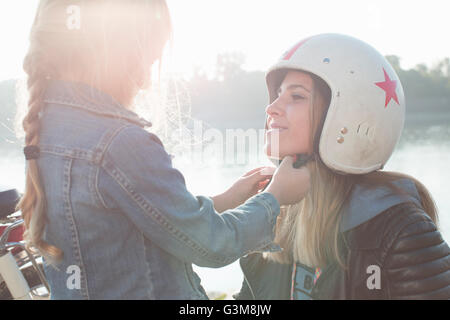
[264,146,284,160]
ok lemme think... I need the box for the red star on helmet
[375,68,399,108]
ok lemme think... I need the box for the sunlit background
[0,0,449,298]
[1,0,450,80]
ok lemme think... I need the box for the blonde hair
[17,0,172,262]
[265,71,438,269]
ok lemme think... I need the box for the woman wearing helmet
[234,33,450,300]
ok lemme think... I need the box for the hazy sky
[1,0,449,81]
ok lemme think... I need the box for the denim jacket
[37,80,280,299]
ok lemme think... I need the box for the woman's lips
[267,128,286,132]
[267,124,288,133]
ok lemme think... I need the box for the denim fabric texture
[37,80,280,299]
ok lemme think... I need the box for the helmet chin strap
[293,153,315,168]
[270,153,316,168]
[262,153,314,192]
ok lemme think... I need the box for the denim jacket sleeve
[97,125,280,268]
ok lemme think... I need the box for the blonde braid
[17,49,63,262]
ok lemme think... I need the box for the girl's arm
[98,125,281,268]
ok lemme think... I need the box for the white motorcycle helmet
[266,33,405,174]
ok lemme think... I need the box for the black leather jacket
[235,202,450,300]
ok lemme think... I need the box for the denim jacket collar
[43,79,152,128]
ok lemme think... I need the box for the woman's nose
[265,98,284,117]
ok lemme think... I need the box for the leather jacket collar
[339,178,421,233]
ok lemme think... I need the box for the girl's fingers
[259,166,276,176]
[246,166,275,179]
[257,178,271,190]
[242,166,268,177]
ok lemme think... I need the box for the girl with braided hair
[17,1,310,299]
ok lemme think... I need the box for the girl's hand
[265,156,310,205]
[212,167,275,213]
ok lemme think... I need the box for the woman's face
[265,70,313,159]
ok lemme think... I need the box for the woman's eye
[292,94,305,100]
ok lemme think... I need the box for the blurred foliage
[209,292,228,300]
[188,53,450,130]
[386,55,450,99]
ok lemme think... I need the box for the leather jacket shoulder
[337,201,450,299]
